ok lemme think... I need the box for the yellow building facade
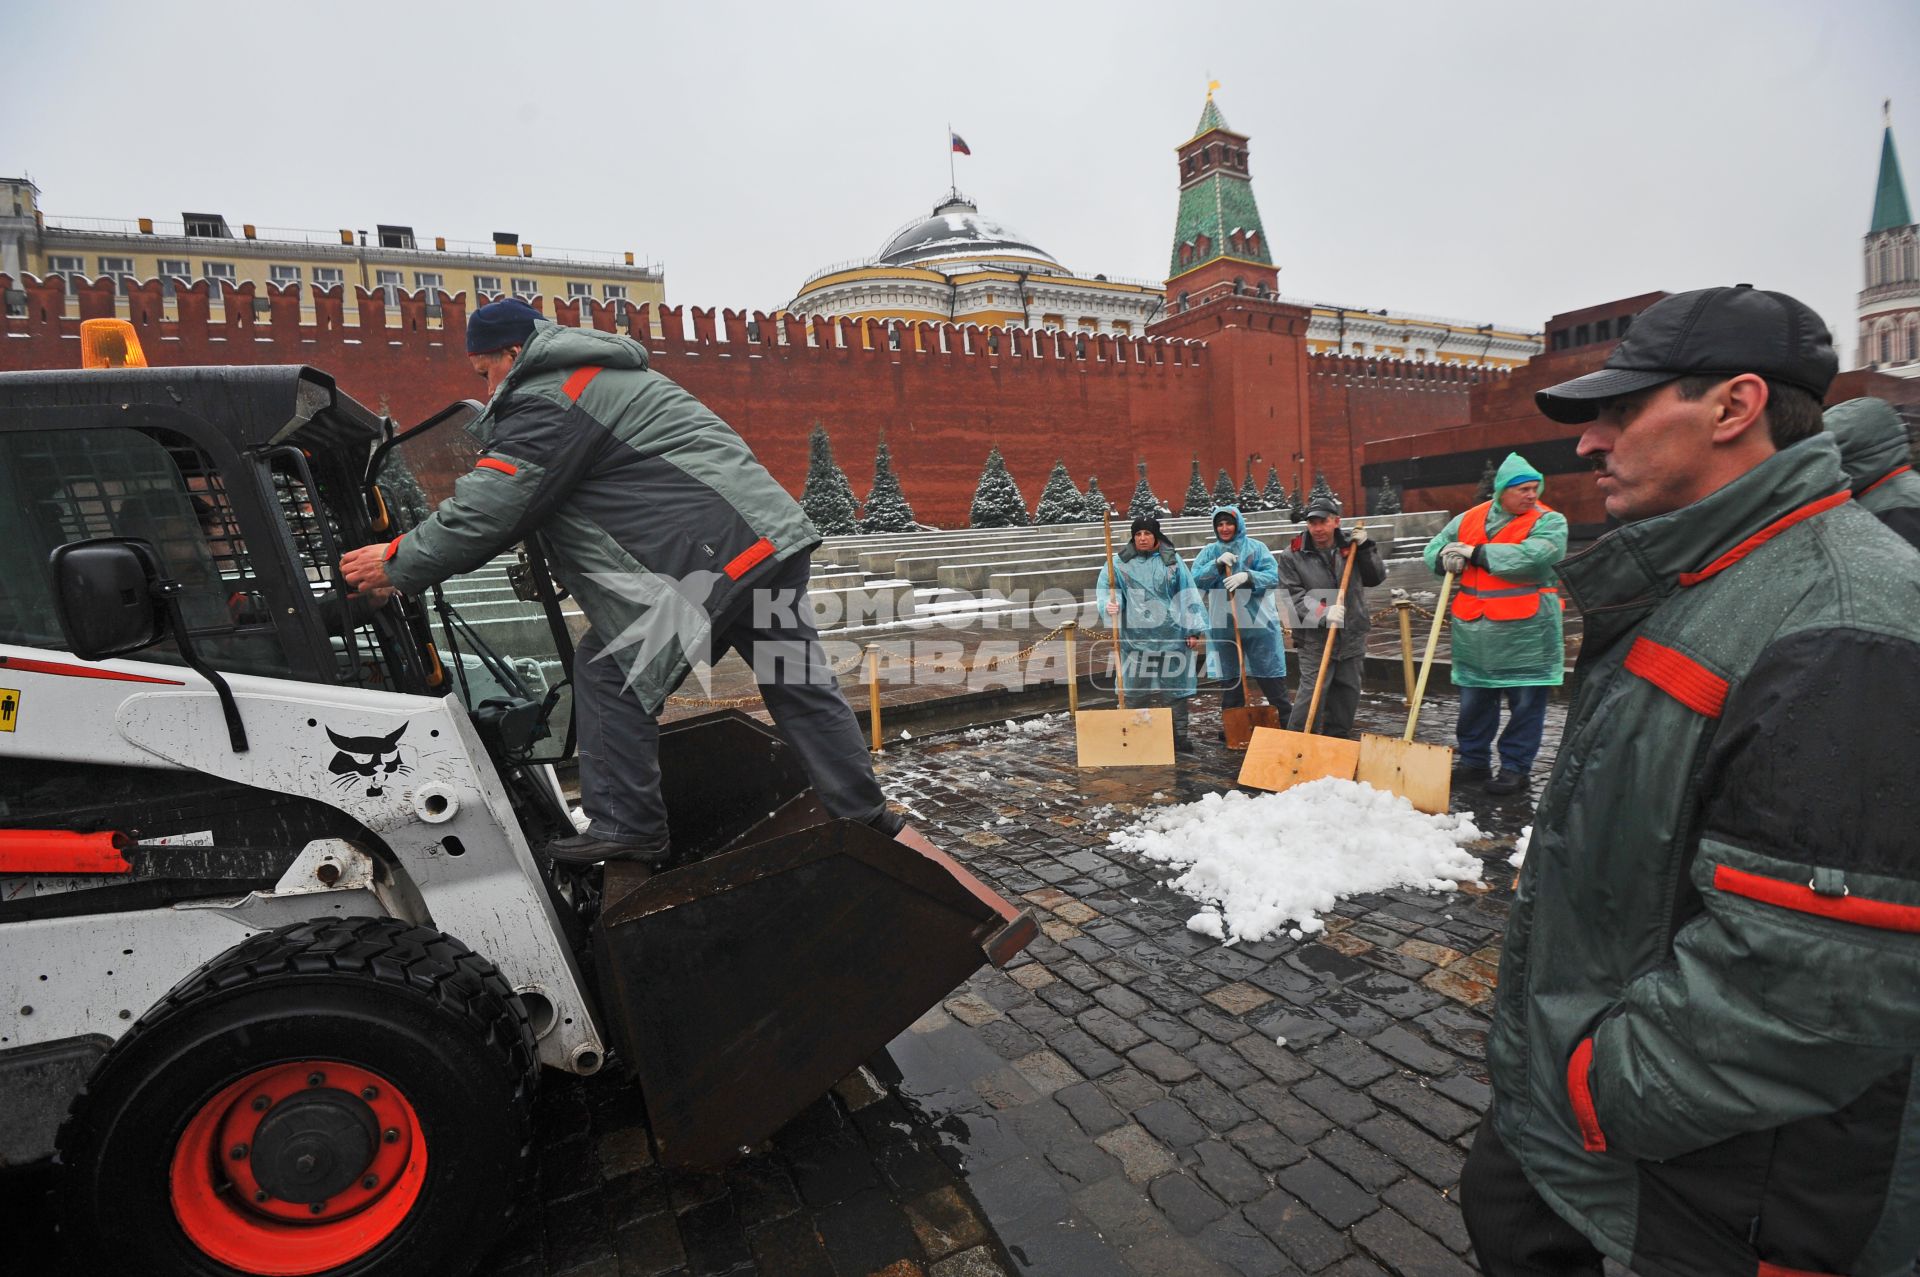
[1,178,665,321]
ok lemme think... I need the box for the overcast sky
[8,0,1916,356]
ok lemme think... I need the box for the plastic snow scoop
[1238,522,1365,792]
[1356,569,1456,814]
[592,710,1037,1169]
[1077,510,1175,767]
[1221,592,1281,750]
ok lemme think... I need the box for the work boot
[867,807,907,837]
[1483,771,1529,797]
[1452,759,1493,786]
[543,832,671,867]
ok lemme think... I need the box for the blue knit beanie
[466,298,541,355]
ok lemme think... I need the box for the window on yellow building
[203,262,237,298]
[313,267,344,293]
[375,269,403,306]
[159,258,189,300]
[511,278,538,300]
[474,274,501,297]
[99,257,134,296]
[269,265,301,290]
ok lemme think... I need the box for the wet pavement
[6,690,1548,1277]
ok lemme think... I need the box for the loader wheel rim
[169,1060,427,1275]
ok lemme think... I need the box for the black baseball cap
[1535,285,1837,425]
[1301,494,1341,519]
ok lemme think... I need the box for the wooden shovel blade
[1076,707,1176,767]
[1237,726,1360,792]
[1222,704,1282,751]
[1355,734,1454,815]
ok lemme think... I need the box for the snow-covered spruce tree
[1033,460,1083,524]
[1309,470,1339,510]
[1261,466,1287,513]
[1127,461,1159,521]
[1081,475,1111,523]
[1181,457,1211,516]
[1371,476,1403,515]
[1239,466,1263,512]
[858,432,916,533]
[800,423,859,536]
[1473,458,1498,502]
[1212,469,1236,507]
[969,447,1030,528]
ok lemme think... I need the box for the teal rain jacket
[1096,533,1206,699]
[1190,506,1286,680]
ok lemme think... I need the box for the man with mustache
[1461,286,1920,1276]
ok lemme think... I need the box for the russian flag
[951,132,971,156]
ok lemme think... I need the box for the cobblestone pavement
[5,691,1547,1277]
[857,690,1553,1276]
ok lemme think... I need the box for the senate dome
[873,194,1063,274]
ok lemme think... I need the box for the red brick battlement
[2,271,1482,525]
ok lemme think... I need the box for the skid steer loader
[0,350,1034,1277]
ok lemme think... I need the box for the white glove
[1216,550,1238,571]
[1105,597,1121,618]
[1440,541,1473,575]
[1223,571,1250,591]
[1325,603,1348,628]
[1347,525,1369,545]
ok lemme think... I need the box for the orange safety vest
[1451,500,1561,622]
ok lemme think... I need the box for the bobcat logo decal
[325,724,411,797]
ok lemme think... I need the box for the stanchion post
[1064,622,1079,713]
[866,643,881,752]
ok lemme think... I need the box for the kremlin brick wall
[2,272,1500,528]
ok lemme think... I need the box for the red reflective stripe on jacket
[723,537,776,580]
[560,366,603,401]
[475,457,517,476]
[1623,636,1728,717]
[1451,500,1560,622]
[1677,490,1851,586]
[1756,1260,1846,1277]
[383,534,404,562]
[1714,864,1920,934]
[1567,1037,1606,1152]
[1861,464,1914,498]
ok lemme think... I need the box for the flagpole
[948,121,955,192]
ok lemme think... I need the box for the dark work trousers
[1214,643,1292,725]
[1286,639,1362,738]
[573,552,886,849]
[1461,1115,1605,1276]
[1456,685,1551,777]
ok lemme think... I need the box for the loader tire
[54,915,538,1277]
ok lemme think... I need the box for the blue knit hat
[466,298,541,355]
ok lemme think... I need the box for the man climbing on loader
[342,298,900,866]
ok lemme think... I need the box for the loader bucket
[592,712,1036,1168]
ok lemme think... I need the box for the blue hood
[1210,505,1248,542]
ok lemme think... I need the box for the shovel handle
[1102,510,1125,709]
[1228,592,1253,704]
[1304,521,1363,734]
[1405,570,1455,741]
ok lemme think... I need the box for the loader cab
[0,366,575,763]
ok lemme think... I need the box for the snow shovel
[1356,570,1456,814]
[1221,594,1280,750]
[1238,523,1365,791]
[1076,511,1175,767]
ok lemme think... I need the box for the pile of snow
[1107,779,1485,943]
[1508,825,1532,869]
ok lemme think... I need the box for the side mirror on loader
[49,538,171,660]
[48,537,251,752]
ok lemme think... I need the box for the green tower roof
[1192,97,1228,139]
[1872,123,1912,233]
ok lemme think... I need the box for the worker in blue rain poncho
[1097,516,1209,754]
[1189,505,1292,736]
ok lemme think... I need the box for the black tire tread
[55,915,540,1276]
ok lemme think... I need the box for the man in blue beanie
[341,298,901,867]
